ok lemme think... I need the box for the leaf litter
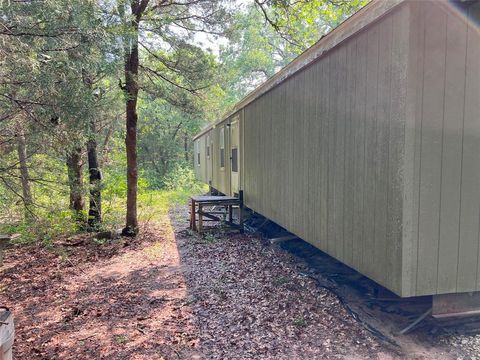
[0,205,399,359]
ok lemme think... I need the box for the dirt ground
[0,205,471,359]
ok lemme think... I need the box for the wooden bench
[190,192,244,234]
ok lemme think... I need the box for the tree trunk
[66,147,85,224]
[121,0,149,236]
[87,119,102,229]
[15,121,33,219]
[184,134,189,163]
[122,14,140,236]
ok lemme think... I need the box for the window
[206,135,210,158]
[195,141,200,166]
[231,147,238,172]
[220,127,225,168]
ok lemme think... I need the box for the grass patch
[292,318,307,328]
[1,182,207,245]
[272,275,290,287]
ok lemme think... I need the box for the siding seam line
[435,12,448,293]
[415,4,426,295]
[455,7,469,293]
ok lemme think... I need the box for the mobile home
[193,0,480,302]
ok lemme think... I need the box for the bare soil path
[0,205,456,359]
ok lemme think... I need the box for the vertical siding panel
[272,87,281,223]
[261,97,268,215]
[257,100,264,213]
[305,66,317,245]
[278,83,287,227]
[266,93,274,217]
[320,57,330,251]
[471,2,480,291]
[403,1,425,296]
[283,79,295,229]
[388,7,409,294]
[327,50,338,256]
[374,16,392,287]
[314,63,320,245]
[311,61,323,248]
[458,1,480,292]
[363,26,379,278]
[252,104,258,209]
[252,103,259,210]
[335,46,347,260]
[416,6,446,295]
[275,87,283,224]
[436,10,467,294]
[292,73,302,236]
[344,39,356,266]
[254,103,260,209]
[270,92,276,217]
[301,70,310,240]
[302,71,309,240]
[265,93,273,217]
[353,32,367,271]
[256,102,262,209]
[244,108,250,206]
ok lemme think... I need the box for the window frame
[231,146,238,173]
[195,140,200,167]
[206,134,210,159]
[219,126,225,169]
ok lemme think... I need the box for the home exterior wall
[243,3,411,296]
[193,0,480,297]
[402,0,480,297]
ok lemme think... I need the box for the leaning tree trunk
[15,120,33,219]
[66,147,86,224]
[87,119,102,229]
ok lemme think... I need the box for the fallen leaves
[0,206,395,359]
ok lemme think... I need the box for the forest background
[0,0,366,241]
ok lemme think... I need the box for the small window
[220,127,225,168]
[195,141,200,166]
[206,135,210,158]
[231,147,238,173]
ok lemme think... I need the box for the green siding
[241,5,411,295]
[403,0,480,296]
[194,0,480,297]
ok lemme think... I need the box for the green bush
[163,162,202,191]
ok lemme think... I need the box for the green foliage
[292,317,307,328]
[162,163,199,191]
[253,0,369,51]
[216,0,369,109]
[0,0,366,243]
